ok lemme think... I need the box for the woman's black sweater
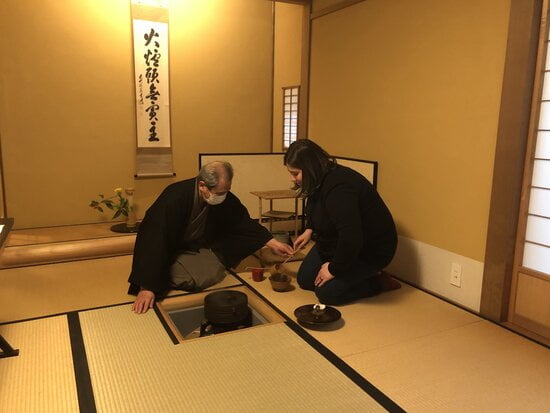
[305,164,397,277]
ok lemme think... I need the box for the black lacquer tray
[294,304,341,326]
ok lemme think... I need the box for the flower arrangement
[89,188,132,220]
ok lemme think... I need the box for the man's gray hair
[198,161,234,189]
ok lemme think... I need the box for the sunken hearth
[156,286,285,343]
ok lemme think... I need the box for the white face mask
[205,192,227,205]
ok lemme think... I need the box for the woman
[285,139,400,305]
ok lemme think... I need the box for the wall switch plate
[450,262,462,287]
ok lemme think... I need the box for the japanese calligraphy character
[145,67,160,84]
[144,49,161,68]
[144,28,160,48]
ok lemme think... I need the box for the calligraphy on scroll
[133,19,171,148]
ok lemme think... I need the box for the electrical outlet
[450,262,462,287]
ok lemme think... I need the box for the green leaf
[113,209,122,219]
[97,206,104,213]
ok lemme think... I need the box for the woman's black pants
[297,244,383,305]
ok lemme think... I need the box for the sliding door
[509,0,550,345]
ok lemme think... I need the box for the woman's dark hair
[284,139,336,196]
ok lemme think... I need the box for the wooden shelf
[250,189,299,236]
[262,210,296,219]
[250,189,298,199]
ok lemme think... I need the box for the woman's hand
[315,262,334,287]
[266,238,294,257]
[132,289,155,314]
[293,228,312,252]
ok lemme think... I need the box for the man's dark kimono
[128,178,272,296]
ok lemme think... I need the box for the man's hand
[315,262,334,287]
[266,238,294,257]
[293,229,312,252]
[132,289,155,314]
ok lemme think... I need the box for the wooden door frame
[507,0,550,344]
[480,0,543,322]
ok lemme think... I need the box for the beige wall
[0,0,515,265]
[308,0,511,262]
[312,0,344,13]
[273,2,304,152]
[0,141,4,218]
[0,0,273,228]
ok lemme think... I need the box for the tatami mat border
[153,304,180,344]
[285,321,405,412]
[67,312,97,413]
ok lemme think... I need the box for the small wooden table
[250,189,299,236]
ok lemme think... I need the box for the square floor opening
[156,286,286,343]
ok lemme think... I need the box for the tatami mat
[0,316,78,412]
[2,254,548,412]
[0,256,133,322]
[345,320,550,412]
[241,272,480,356]
[240,271,550,411]
[0,256,241,323]
[79,305,385,412]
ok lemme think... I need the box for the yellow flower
[114,187,123,194]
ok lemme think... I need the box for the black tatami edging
[285,321,405,413]
[67,312,97,413]
[153,304,180,345]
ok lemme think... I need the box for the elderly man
[129,161,293,313]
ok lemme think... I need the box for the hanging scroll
[133,19,170,147]
[131,2,174,178]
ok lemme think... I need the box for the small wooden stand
[250,189,299,236]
